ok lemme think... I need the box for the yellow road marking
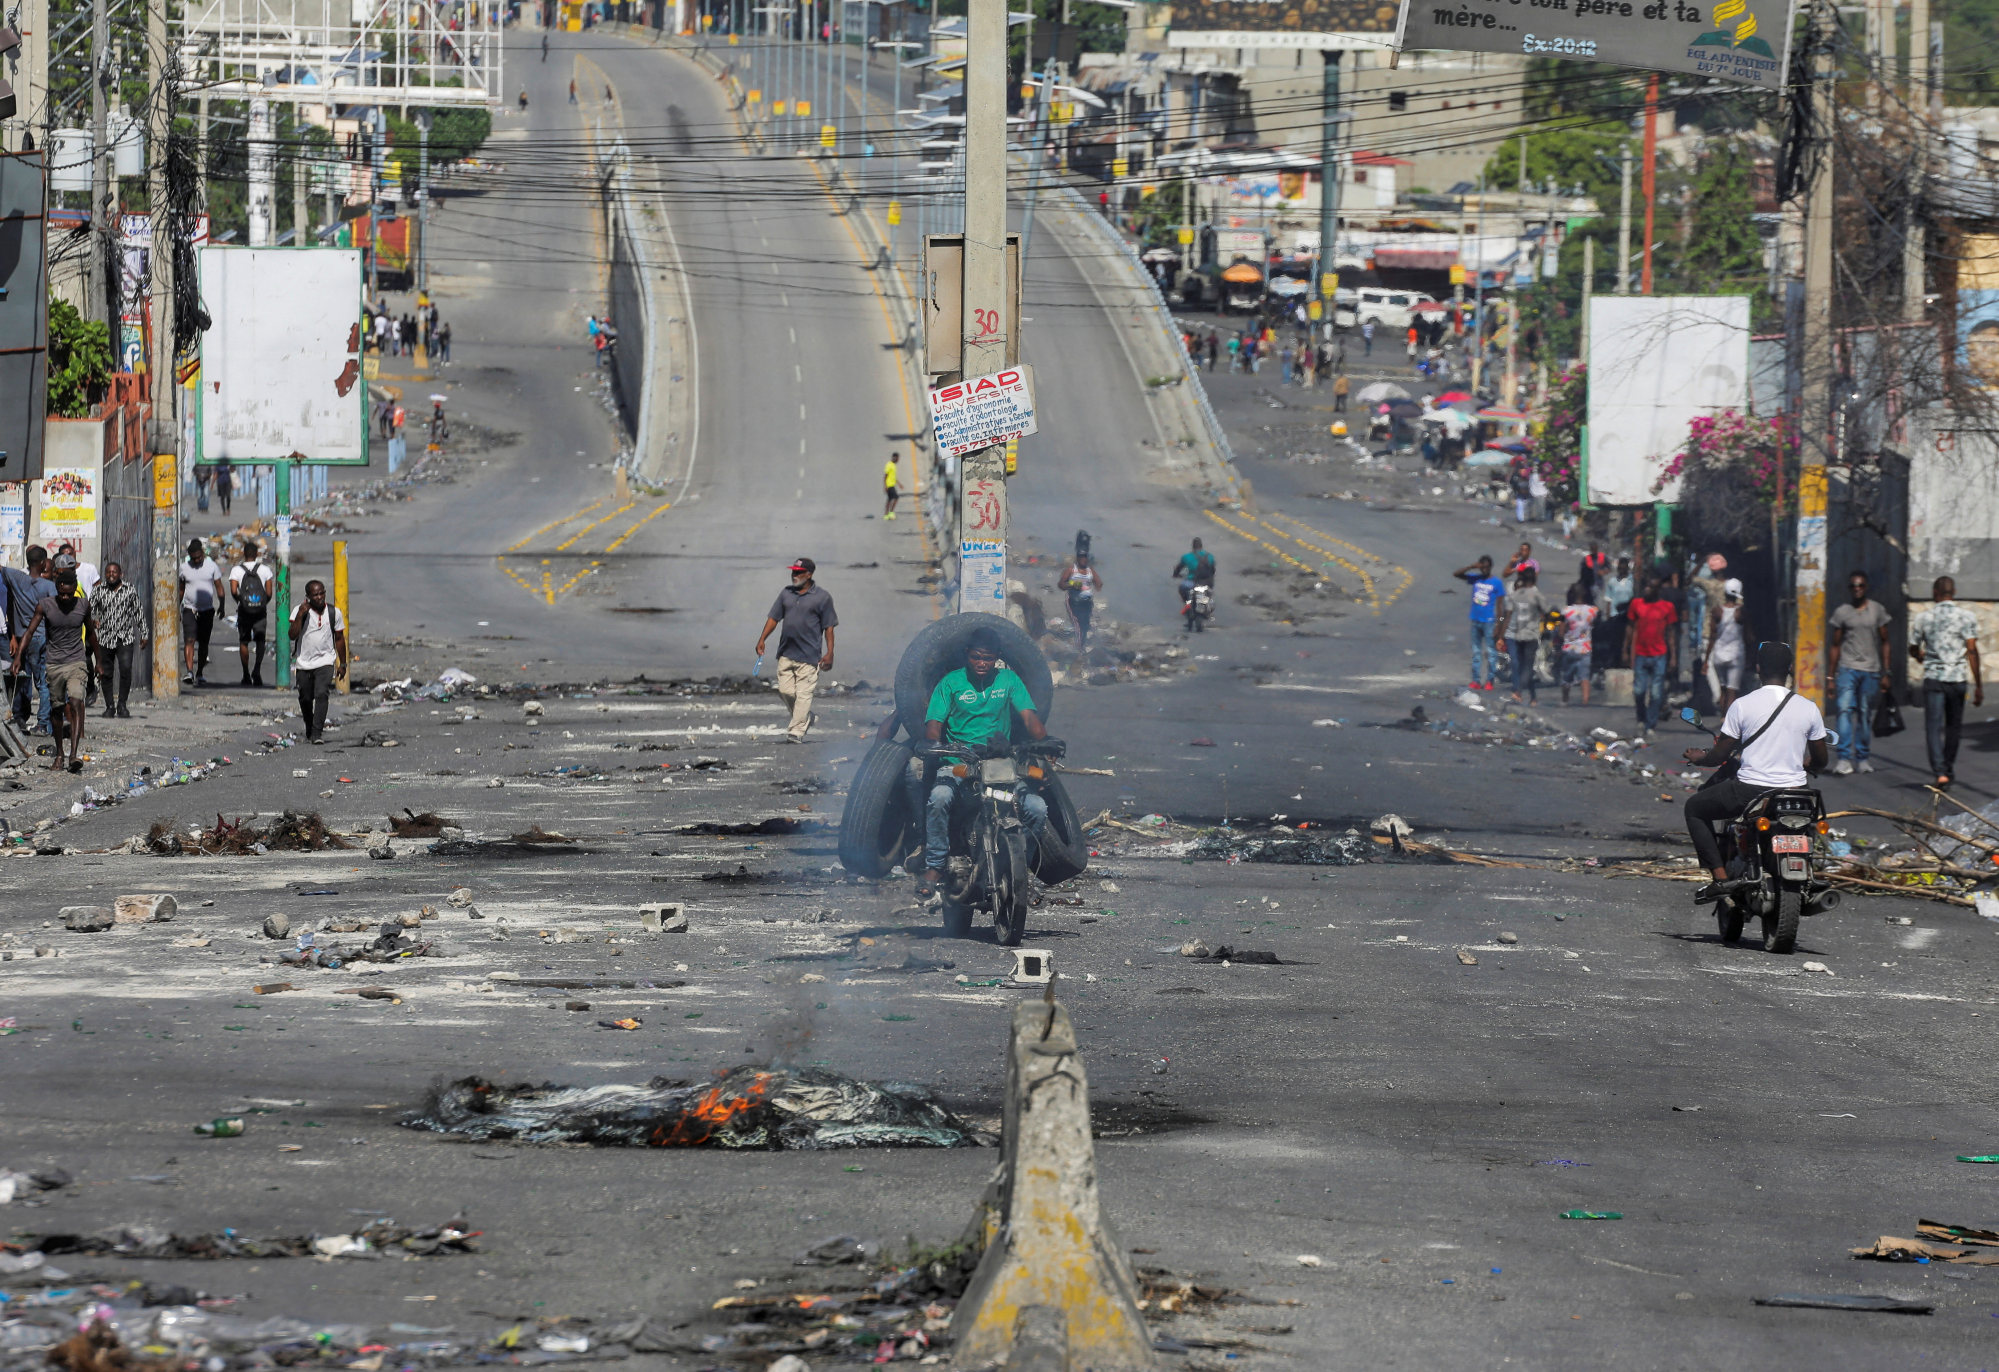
[1266,512,1417,611]
[604,500,672,553]
[1203,510,1317,577]
[506,500,603,553]
[555,501,638,551]
[1253,516,1377,610]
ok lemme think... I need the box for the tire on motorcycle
[993,827,1030,947]
[894,613,1055,738]
[1763,885,1801,955]
[837,740,916,878]
[1030,774,1091,885]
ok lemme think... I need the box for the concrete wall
[1907,413,1999,601]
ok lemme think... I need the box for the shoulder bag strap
[1736,690,1797,753]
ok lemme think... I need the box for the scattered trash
[1178,940,1211,958]
[1852,1221,1999,1265]
[389,810,455,838]
[368,843,396,861]
[1755,1293,1932,1314]
[1187,946,1281,965]
[1188,738,1216,747]
[0,1167,70,1205]
[1956,1154,1999,1163]
[511,825,575,845]
[251,983,294,996]
[598,1018,643,1031]
[1295,1255,1321,1268]
[145,812,350,857]
[1456,950,1478,965]
[1370,814,1414,841]
[1190,831,1371,866]
[194,1119,246,1138]
[674,817,811,836]
[1559,1210,1622,1220]
[404,1068,991,1149]
[1008,949,1053,986]
[1801,961,1834,975]
[24,1215,479,1259]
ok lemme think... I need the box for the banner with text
[1395,0,1797,87]
[928,367,1038,460]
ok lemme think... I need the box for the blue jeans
[924,772,1049,872]
[12,629,48,731]
[1835,666,1880,762]
[1633,653,1669,730]
[1507,638,1539,701]
[1468,620,1499,686]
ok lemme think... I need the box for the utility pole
[418,114,430,294]
[293,117,309,246]
[147,0,179,700]
[1316,50,1340,323]
[247,96,274,246]
[1640,73,1657,294]
[1617,147,1631,293]
[5,0,50,153]
[956,0,1008,614]
[1581,235,1594,366]
[88,0,108,327]
[1903,0,1930,322]
[1471,170,1485,392]
[1795,0,1836,708]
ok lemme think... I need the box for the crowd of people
[367,294,452,363]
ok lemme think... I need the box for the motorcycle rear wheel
[1762,885,1802,955]
[992,827,1030,947]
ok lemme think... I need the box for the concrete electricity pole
[247,96,274,246]
[88,0,109,326]
[1315,49,1340,323]
[147,0,179,699]
[1795,0,1837,708]
[1902,0,1930,322]
[956,0,1009,614]
[1640,72,1657,294]
[4,0,51,153]
[1617,147,1631,294]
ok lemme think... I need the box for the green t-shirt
[925,667,1036,753]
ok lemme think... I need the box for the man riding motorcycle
[915,627,1056,898]
[1173,538,1216,608]
[1681,640,1831,904]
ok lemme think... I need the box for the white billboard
[198,247,367,465]
[1586,295,1750,506]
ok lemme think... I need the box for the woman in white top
[1701,577,1751,711]
[1061,552,1104,654]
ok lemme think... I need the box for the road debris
[1755,1293,1932,1314]
[193,1119,245,1137]
[1559,1210,1622,1220]
[0,1167,70,1205]
[21,1216,480,1259]
[404,1068,990,1149]
[60,906,114,933]
[143,813,351,857]
[1851,1220,1999,1265]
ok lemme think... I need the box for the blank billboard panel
[197,247,366,465]
[1586,295,1750,507]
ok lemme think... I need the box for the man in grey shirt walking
[1829,570,1893,774]
[755,558,837,742]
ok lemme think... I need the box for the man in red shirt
[1624,578,1679,737]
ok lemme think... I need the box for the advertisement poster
[38,468,98,533]
[0,485,25,546]
[1958,234,1999,388]
[1396,0,1797,87]
[1170,0,1400,47]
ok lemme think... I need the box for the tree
[1481,126,1631,217]
[46,296,112,418]
[1662,145,1769,322]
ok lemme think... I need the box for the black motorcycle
[1680,706,1841,954]
[921,739,1064,945]
[1183,582,1213,633]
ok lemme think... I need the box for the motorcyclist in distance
[916,627,1053,898]
[1173,538,1216,610]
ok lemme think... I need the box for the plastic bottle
[195,1118,246,1138]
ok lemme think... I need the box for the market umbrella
[1463,448,1514,467]
[1437,390,1473,402]
[1355,381,1412,405]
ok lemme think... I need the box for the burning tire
[893,613,1055,738]
[1030,774,1090,885]
[838,740,918,878]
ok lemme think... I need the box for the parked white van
[1333,286,1441,332]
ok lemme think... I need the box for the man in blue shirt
[5,547,57,734]
[1171,538,1216,623]
[1452,554,1506,691]
[918,626,1053,897]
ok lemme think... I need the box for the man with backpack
[231,541,274,687]
[290,579,347,744]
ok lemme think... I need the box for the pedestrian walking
[9,567,96,772]
[1361,320,1375,356]
[1503,567,1551,703]
[231,542,274,687]
[882,452,902,520]
[755,557,837,742]
[178,538,225,686]
[1509,464,1532,523]
[91,561,142,718]
[1332,372,1349,413]
[1061,551,1103,652]
[1579,542,1610,597]
[519,87,530,112]
[214,457,235,515]
[1453,554,1506,691]
[194,463,212,512]
[1203,333,1217,372]
[1559,583,1597,707]
[1827,571,1891,775]
[289,579,347,744]
[1624,578,1678,737]
[1701,577,1751,714]
[1504,541,1538,578]
[568,78,578,104]
[437,320,452,363]
[1909,575,1983,788]
[4,546,55,733]
[1280,345,1295,385]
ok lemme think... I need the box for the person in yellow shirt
[883,452,901,521]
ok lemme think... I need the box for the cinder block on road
[114,894,176,925]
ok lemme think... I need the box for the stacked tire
[837,614,1089,885]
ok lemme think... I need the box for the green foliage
[1481,126,1631,212]
[387,107,493,163]
[1944,0,1999,106]
[1129,179,1192,250]
[1661,145,1770,326]
[46,296,112,419]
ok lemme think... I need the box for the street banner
[928,367,1038,460]
[1170,0,1400,49]
[1394,0,1797,87]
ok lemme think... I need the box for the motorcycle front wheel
[1762,884,1802,954]
[991,826,1030,947]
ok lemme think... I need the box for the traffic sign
[1177,227,1194,245]
[888,200,902,226]
[820,123,836,147]
[1450,263,1467,285]
[1111,157,1128,178]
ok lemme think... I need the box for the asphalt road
[6,26,1999,1372]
